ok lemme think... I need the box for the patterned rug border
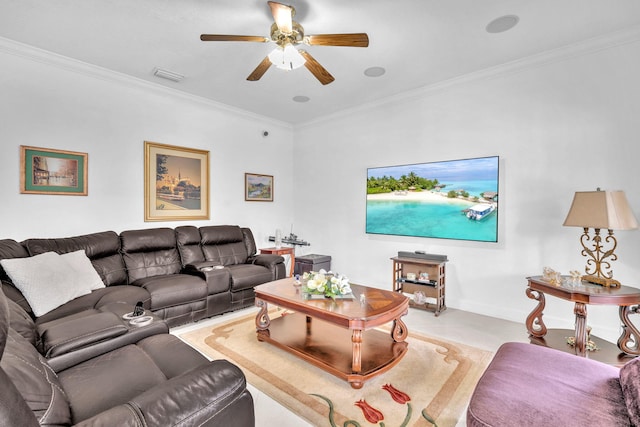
[179,310,493,426]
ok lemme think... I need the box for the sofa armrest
[184,261,223,271]
[250,254,284,270]
[39,312,127,358]
[183,264,231,295]
[76,360,254,427]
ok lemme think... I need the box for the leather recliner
[0,287,255,426]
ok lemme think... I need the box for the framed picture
[245,173,273,202]
[366,156,499,242]
[144,141,209,221]
[20,145,88,196]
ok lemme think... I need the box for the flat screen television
[366,156,499,242]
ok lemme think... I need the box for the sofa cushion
[1,328,71,425]
[134,333,209,378]
[34,285,150,326]
[23,231,128,286]
[200,225,249,265]
[467,342,630,427]
[76,359,253,427]
[228,264,273,291]
[58,343,167,422]
[0,240,34,313]
[0,239,29,281]
[241,227,258,257]
[6,297,38,348]
[57,334,209,423]
[121,228,183,282]
[131,274,207,310]
[176,225,205,265]
[0,250,105,317]
[0,369,40,427]
[619,355,640,424]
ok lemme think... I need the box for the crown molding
[298,24,640,129]
[0,36,293,129]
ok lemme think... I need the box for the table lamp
[563,188,638,287]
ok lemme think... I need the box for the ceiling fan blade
[200,34,268,42]
[247,56,273,81]
[306,33,369,47]
[268,1,293,34]
[299,50,334,85]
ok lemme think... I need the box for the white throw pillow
[0,250,105,317]
[60,250,105,291]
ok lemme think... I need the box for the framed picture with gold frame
[245,173,273,202]
[144,141,209,221]
[20,145,88,195]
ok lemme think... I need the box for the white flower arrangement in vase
[302,269,352,299]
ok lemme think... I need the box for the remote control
[133,301,144,317]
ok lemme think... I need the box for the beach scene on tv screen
[366,156,499,242]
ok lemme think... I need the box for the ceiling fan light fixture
[201,1,369,84]
[268,43,306,71]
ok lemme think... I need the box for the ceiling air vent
[152,68,185,82]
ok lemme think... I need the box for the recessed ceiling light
[364,66,386,77]
[293,95,310,103]
[152,67,185,82]
[486,15,519,33]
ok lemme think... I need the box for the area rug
[178,310,493,427]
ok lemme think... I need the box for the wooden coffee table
[254,278,409,389]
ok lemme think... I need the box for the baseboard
[454,298,621,343]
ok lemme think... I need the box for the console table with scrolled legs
[526,275,640,366]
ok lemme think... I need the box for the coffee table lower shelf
[257,312,408,389]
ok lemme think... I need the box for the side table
[260,247,295,277]
[526,275,640,365]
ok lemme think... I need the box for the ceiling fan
[200,1,369,85]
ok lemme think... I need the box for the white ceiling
[2,0,640,125]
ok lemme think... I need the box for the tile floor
[172,306,529,427]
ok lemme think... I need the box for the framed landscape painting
[20,145,88,195]
[366,156,499,242]
[144,141,209,221]
[245,173,273,202]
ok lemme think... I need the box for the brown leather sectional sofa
[2,224,286,327]
[0,224,285,426]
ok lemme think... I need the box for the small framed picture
[245,173,273,202]
[20,145,88,196]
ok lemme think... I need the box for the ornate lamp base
[582,274,621,288]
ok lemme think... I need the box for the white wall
[3,35,640,344]
[292,38,640,342]
[0,40,295,248]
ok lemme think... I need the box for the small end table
[260,247,295,277]
[526,275,640,366]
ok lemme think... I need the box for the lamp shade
[563,190,638,230]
